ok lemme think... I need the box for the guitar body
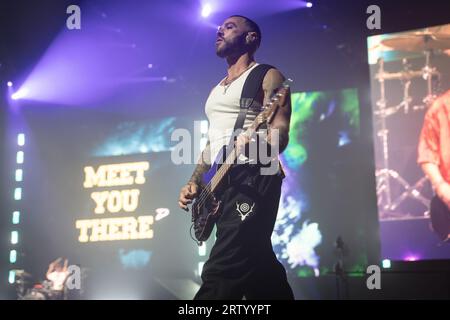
[191,155,224,242]
[429,195,450,241]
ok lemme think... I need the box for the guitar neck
[210,149,238,192]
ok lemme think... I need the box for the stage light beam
[201,3,212,18]
[7,81,13,87]
[11,87,29,100]
[306,2,313,8]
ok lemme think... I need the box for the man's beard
[215,34,247,58]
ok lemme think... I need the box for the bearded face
[215,17,251,58]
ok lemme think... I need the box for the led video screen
[368,23,450,260]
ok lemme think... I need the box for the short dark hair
[229,15,261,50]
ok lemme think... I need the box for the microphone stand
[334,236,349,299]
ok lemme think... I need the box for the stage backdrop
[368,22,450,261]
[10,86,376,299]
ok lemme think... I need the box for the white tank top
[205,63,260,164]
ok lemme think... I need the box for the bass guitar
[190,79,292,243]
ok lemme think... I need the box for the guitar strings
[195,148,237,209]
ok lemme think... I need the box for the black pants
[194,165,294,300]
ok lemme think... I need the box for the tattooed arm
[179,140,211,211]
[188,140,211,185]
[235,68,291,158]
[262,68,291,153]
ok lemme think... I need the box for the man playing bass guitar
[178,15,294,300]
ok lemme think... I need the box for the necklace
[222,62,256,94]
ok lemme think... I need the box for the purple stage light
[11,3,160,106]
[404,254,420,261]
[7,81,13,87]
[201,3,212,18]
[11,88,29,100]
[306,2,313,8]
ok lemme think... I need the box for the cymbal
[14,270,32,278]
[368,42,394,53]
[382,32,450,52]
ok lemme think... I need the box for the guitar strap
[233,64,274,134]
[223,64,273,158]
[226,64,286,178]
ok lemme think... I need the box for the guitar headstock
[268,78,292,109]
[253,78,293,127]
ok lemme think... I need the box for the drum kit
[373,26,450,220]
[13,269,65,300]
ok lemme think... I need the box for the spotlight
[11,231,18,245]
[9,250,17,264]
[16,151,24,164]
[306,2,313,8]
[201,3,212,18]
[15,169,23,182]
[12,211,20,225]
[404,255,419,262]
[7,81,13,87]
[17,133,25,146]
[11,88,29,100]
[382,259,391,269]
[8,270,15,284]
[14,188,22,201]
